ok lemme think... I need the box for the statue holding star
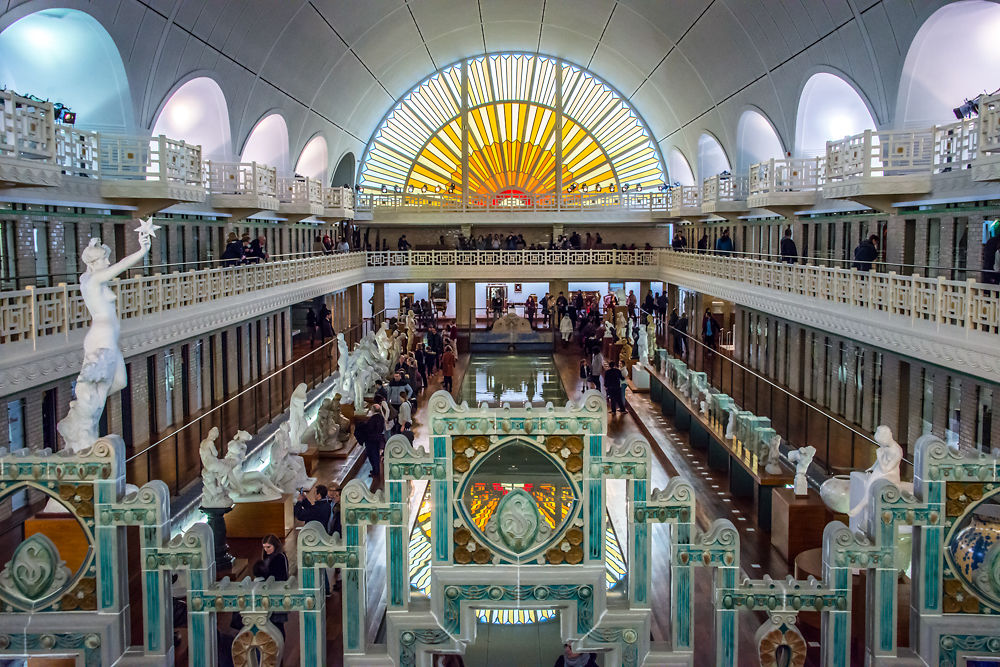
[56,217,160,452]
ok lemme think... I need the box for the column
[454,280,476,329]
[371,282,385,320]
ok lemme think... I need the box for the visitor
[983,222,1000,285]
[441,345,457,392]
[779,228,797,264]
[626,290,637,320]
[397,234,411,251]
[322,233,334,254]
[604,360,625,416]
[579,358,592,392]
[388,372,412,416]
[671,231,687,251]
[306,308,318,347]
[396,390,412,432]
[319,304,333,344]
[400,421,415,444]
[361,401,387,480]
[221,232,244,266]
[259,535,289,636]
[556,292,568,322]
[853,234,879,272]
[559,311,574,345]
[294,484,332,531]
[248,235,269,262]
[426,326,443,372]
[240,234,253,263]
[541,293,551,326]
[643,290,654,317]
[697,232,709,253]
[590,349,604,391]
[552,643,598,667]
[675,312,689,357]
[714,228,734,256]
[655,292,667,322]
[337,237,350,253]
[312,235,326,254]
[525,296,536,328]
[702,308,718,350]
[326,484,342,537]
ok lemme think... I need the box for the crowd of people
[220,232,271,266]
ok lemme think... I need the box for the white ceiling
[0,0,956,179]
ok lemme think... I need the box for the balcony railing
[4,249,995,349]
[323,185,355,211]
[277,176,323,207]
[667,184,700,214]
[748,157,825,197]
[54,125,100,178]
[702,174,747,204]
[977,93,1000,154]
[0,90,56,162]
[825,128,935,181]
[203,160,277,199]
[98,133,204,186]
[354,190,670,214]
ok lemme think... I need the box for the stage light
[435,185,442,193]
[636,184,643,192]
[953,97,981,120]
[408,185,414,193]
[393,185,400,193]
[622,183,630,192]
[581,184,588,193]
[381,185,388,194]
[609,183,616,193]
[421,185,428,193]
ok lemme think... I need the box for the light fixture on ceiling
[595,183,602,192]
[447,183,455,194]
[393,185,400,193]
[567,183,576,193]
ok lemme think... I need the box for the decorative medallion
[945,494,1000,612]
[0,534,72,603]
[492,489,541,554]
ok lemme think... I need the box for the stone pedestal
[302,446,319,475]
[770,487,828,562]
[201,506,235,571]
[224,495,295,538]
[631,365,650,391]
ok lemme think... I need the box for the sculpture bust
[787,445,816,496]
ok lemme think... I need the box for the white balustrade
[54,125,100,178]
[748,157,825,196]
[977,94,1000,154]
[667,185,700,214]
[702,175,747,204]
[1,249,997,348]
[204,161,277,198]
[932,119,979,172]
[0,91,57,162]
[323,186,355,211]
[825,128,935,181]
[353,189,670,213]
[277,176,323,206]
[98,134,203,185]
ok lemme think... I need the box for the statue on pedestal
[375,321,392,358]
[848,425,903,519]
[405,310,417,352]
[336,333,350,392]
[636,326,649,364]
[266,422,315,494]
[764,433,783,475]
[646,319,656,362]
[787,445,816,496]
[199,427,233,509]
[224,431,283,501]
[57,218,158,452]
[314,397,350,451]
[619,340,633,372]
[615,311,630,343]
[288,383,309,451]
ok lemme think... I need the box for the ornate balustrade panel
[54,126,100,178]
[204,161,277,198]
[354,190,668,214]
[977,94,1000,154]
[0,91,56,161]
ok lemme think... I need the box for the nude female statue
[57,220,156,452]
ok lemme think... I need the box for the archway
[332,152,356,187]
[795,72,876,156]
[667,148,696,186]
[295,135,329,182]
[736,109,785,174]
[697,133,731,183]
[896,1,1000,126]
[240,113,290,173]
[0,8,133,132]
[151,76,232,160]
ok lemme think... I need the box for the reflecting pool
[459,354,567,406]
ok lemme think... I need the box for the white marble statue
[288,383,309,451]
[314,397,350,450]
[645,319,656,361]
[375,321,392,358]
[724,407,738,440]
[336,333,350,393]
[266,422,315,494]
[603,319,615,341]
[787,445,816,496]
[615,311,630,343]
[224,431,283,501]
[57,219,158,452]
[636,326,649,363]
[199,427,235,508]
[848,425,903,518]
[405,310,417,351]
[764,433,783,475]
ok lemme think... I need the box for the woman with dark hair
[259,534,289,638]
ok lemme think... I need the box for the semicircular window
[360,54,665,199]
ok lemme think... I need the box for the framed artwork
[487,284,507,307]
[430,282,448,300]
[514,283,522,292]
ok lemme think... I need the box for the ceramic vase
[949,506,1000,597]
[819,474,852,514]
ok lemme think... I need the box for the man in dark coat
[853,234,879,272]
[779,228,798,264]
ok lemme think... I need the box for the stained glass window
[360,54,665,199]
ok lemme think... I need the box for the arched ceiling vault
[0,0,948,177]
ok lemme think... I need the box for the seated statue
[223,431,284,501]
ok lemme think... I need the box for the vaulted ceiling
[0,0,954,174]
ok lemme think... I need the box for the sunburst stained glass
[360,54,665,198]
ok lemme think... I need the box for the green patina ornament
[0,534,71,601]
[494,488,540,554]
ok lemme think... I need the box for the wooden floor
[191,340,849,666]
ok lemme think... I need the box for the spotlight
[381,185,388,194]
[408,185,414,193]
[595,183,602,193]
[447,183,455,194]
[953,96,982,120]
[421,185,428,193]
[435,185,442,193]
[636,184,643,192]
[581,184,588,193]
[567,183,576,193]
[53,103,75,125]
[622,183,630,192]
[609,183,616,193]
[393,185,400,193]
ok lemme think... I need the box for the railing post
[863,130,874,179]
[910,273,920,323]
[964,278,976,334]
[26,285,37,351]
[59,282,69,341]
[936,275,946,326]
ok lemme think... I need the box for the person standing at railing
[780,228,798,264]
[655,292,667,324]
[853,234,879,272]
[322,233,334,254]
[982,222,1000,285]
[626,290,637,321]
[221,232,243,266]
[337,237,350,253]
[248,235,269,263]
[671,231,687,251]
[397,234,411,251]
[714,229,734,256]
[643,290,654,317]
[697,233,709,254]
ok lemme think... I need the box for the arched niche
[0,9,133,132]
[667,147,696,187]
[240,113,290,173]
[697,132,731,183]
[897,1,1000,126]
[736,109,785,174]
[295,135,329,182]
[151,76,232,160]
[331,152,356,187]
[795,72,877,156]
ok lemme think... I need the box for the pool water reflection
[459,354,567,406]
